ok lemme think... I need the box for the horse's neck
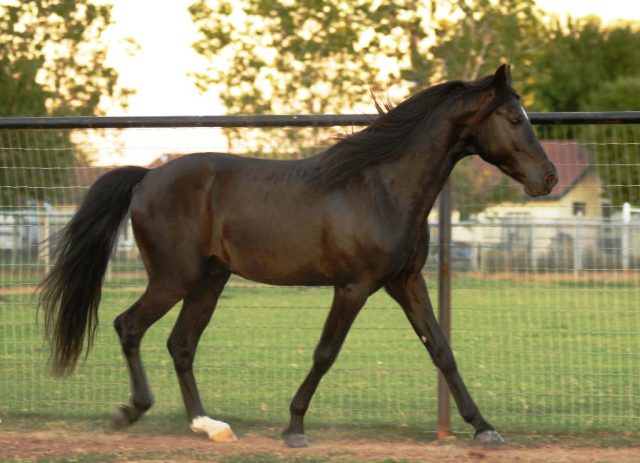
[377,117,467,222]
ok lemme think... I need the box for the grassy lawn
[1,271,639,437]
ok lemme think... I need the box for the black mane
[316,74,497,189]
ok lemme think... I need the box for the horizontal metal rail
[1,111,640,129]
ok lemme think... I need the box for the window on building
[573,202,587,216]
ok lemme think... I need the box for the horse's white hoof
[191,416,238,443]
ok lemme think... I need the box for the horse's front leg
[385,271,504,444]
[282,284,369,448]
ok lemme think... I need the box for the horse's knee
[313,345,337,375]
[167,337,194,372]
[433,346,457,373]
[114,313,140,355]
[114,312,127,338]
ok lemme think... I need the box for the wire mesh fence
[0,118,639,436]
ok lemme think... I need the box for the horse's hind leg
[112,285,184,428]
[166,266,236,442]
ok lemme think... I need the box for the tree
[0,0,131,117]
[581,76,640,206]
[430,0,544,92]
[0,0,130,206]
[534,18,640,112]
[189,0,436,154]
[582,76,640,112]
[190,0,434,114]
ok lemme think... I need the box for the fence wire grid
[0,119,639,436]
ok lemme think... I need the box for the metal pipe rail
[1,111,640,129]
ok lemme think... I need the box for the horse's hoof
[111,407,131,429]
[191,416,238,443]
[282,432,309,448]
[474,429,505,445]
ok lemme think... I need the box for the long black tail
[39,166,150,376]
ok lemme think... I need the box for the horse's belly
[213,221,354,286]
[224,243,337,286]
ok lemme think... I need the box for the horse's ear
[493,64,512,88]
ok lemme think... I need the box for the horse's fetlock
[132,397,153,412]
[461,408,480,424]
[289,399,308,417]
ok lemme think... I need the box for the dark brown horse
[40,65,557,446]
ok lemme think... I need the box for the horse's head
[467,65,558,197]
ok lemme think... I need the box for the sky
[536,0,640,22]
[93,0,640,165]
[100,0,216,117]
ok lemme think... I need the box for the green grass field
[1,271,639,438]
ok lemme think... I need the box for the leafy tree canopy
[580,76,640,207]
[190,0,547,114]
[583,76,640,111]
[430,0,544,103]
[534,18,640,111]
[189,0,435,117]
[0,0,131,117]
[0,0,130,206]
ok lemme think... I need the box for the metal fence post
[40,213,50,270]
[437,179,452,439]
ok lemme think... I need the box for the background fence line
[0,113,638,437]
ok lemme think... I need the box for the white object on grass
[190,416,237,442]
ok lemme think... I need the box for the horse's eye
[510,117,523,126]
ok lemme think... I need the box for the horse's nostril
[545,173,556,186]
